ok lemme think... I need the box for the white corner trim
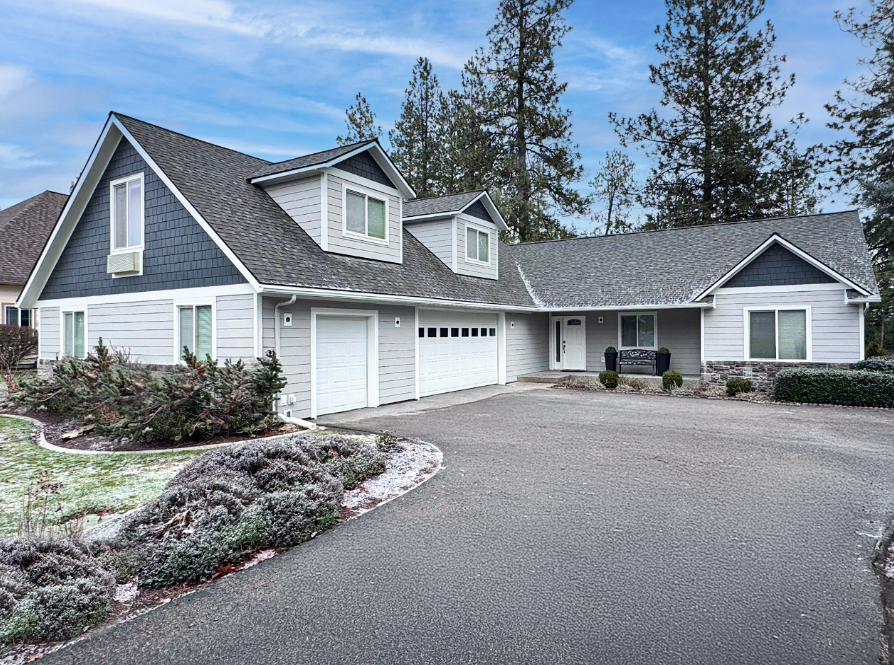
[859,303,866,361]
[700,308,705,364]
[451,217,458,272]
[113,117,261,290]
[742,305,813,362]
[414,305,420,400]
[309,307,379,419]
[695,234,872,300]
[498,312,507,384]
[320,172,329,252]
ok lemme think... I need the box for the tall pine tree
[610,0,804,228]
[389,58,444,199]
[336,93,382,146]
[589,150,638,235]
[465,0,588,241]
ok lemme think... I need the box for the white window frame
[464,222,491,266]
[617,311,658,350]
[341,182,389,245]
[744,306,812,362]
[59,309,88,359]
[4,306,32,328]
[173,301,216,363]
[109,172,145,255]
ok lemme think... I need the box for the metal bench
[618,349,657,375]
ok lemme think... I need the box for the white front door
[554,316,586,370]
[315,316,369,416]
[418,310,499,397]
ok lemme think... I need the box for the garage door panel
[419,310,498,397]
[316,316,368,416]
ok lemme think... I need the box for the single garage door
[419,310,498,397]
[316,316,369,416]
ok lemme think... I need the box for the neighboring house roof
[248,140,376,180]
[511,211,879,308]
[0,190,68,285]
[114,114,535,308]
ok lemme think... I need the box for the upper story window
[110,173,144,252]
[466,225,490,264]
[344,186,387,242]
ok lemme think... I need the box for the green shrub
[855,358,894,374]
[774,368,894,408]
[105,434,386,588]
[0,538,114,647]
[658,347,670,355]
[604,346,616,354]
[726,377,753,397]
[662,371,683,391]
[866,340,884,358]
[12,340,287,446]
[599,370,619,389]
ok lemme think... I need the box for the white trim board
[309,307,379,419]
[715,283,847,295]
[695,234,872,300]
[36,283,257,308]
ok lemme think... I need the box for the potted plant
[604,346,618,372]
[656,347,671,375]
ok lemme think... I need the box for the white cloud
[67,0,262,34]
[0,64,29,98]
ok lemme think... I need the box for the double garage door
[418,310,499,397]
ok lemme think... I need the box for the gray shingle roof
[0,191,67,285]
[511,211,879,308]
[404,191,485,218]
[115,114,535,308]
[248,140,377,180]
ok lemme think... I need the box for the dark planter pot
[605,352,618,372]
[656,353,671,375]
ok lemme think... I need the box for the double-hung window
[344,187,387,241]
[62,311,86,358]
[619,313,656,349]
[178,305,213,360]
[747,308,809,360]
[110,173,144,252]
[466,225,490,264]
[4,306,32,327]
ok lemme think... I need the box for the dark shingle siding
[464,199,492,223]
[333,151,392,187]
[40,138,245,300]
[725,243,836,288]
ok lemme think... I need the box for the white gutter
[846,294,882,304]
[277,412,318,431]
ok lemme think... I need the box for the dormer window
[344,186,387,242]
[466,225,490,264]
[110,173,144,251]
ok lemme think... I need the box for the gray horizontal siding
[506,313,549,382]
[406,220,453,269]
[456,217,498,280]
[87,300,174,365]
[262,296,415,418]
[40,138,245,300]
[216,294,256,361]
[263,176,322,246]
[326,173,402,264]
[38,307,60,360]
[703,286,860,362]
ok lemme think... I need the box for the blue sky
[0,0,873,227]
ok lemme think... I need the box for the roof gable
[404,191,507,230]
[0,191,67,285]
[723,242,837,288]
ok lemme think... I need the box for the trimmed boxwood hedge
[774,368,894,408]
[855,358,894,374]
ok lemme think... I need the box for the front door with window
[553,317,586,370]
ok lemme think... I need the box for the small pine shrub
[774,368,894,408]
[726,377,753,397]
[865,340,884,358]
[599,370,619,389]
[662,371,683,391]
[0,538,114,647]
[855,358,894,374]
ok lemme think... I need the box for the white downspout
[272,295,318,430]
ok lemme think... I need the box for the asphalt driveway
[49,389,894,664]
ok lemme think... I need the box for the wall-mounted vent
[106,251,141,276]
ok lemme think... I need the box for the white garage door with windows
[418,310,499,397]
[315,315,370,416]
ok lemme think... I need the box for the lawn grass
[0,416,202,537]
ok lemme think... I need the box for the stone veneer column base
[701,360,855,393]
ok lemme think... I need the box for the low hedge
[726,377,753,397]
[598,370,619,389]
[662,371,683,391]
[855,358,894,374]
[774,368,894,408]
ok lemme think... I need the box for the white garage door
[419,310,499,397]
[316,316,369,416]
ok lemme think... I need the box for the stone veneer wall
[701,361,855,393]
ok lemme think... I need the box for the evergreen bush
[599,370,619,389]
[662,371,683,391]
[855,358,894,374]
[774,368,894,408]
[725,377,753,396]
